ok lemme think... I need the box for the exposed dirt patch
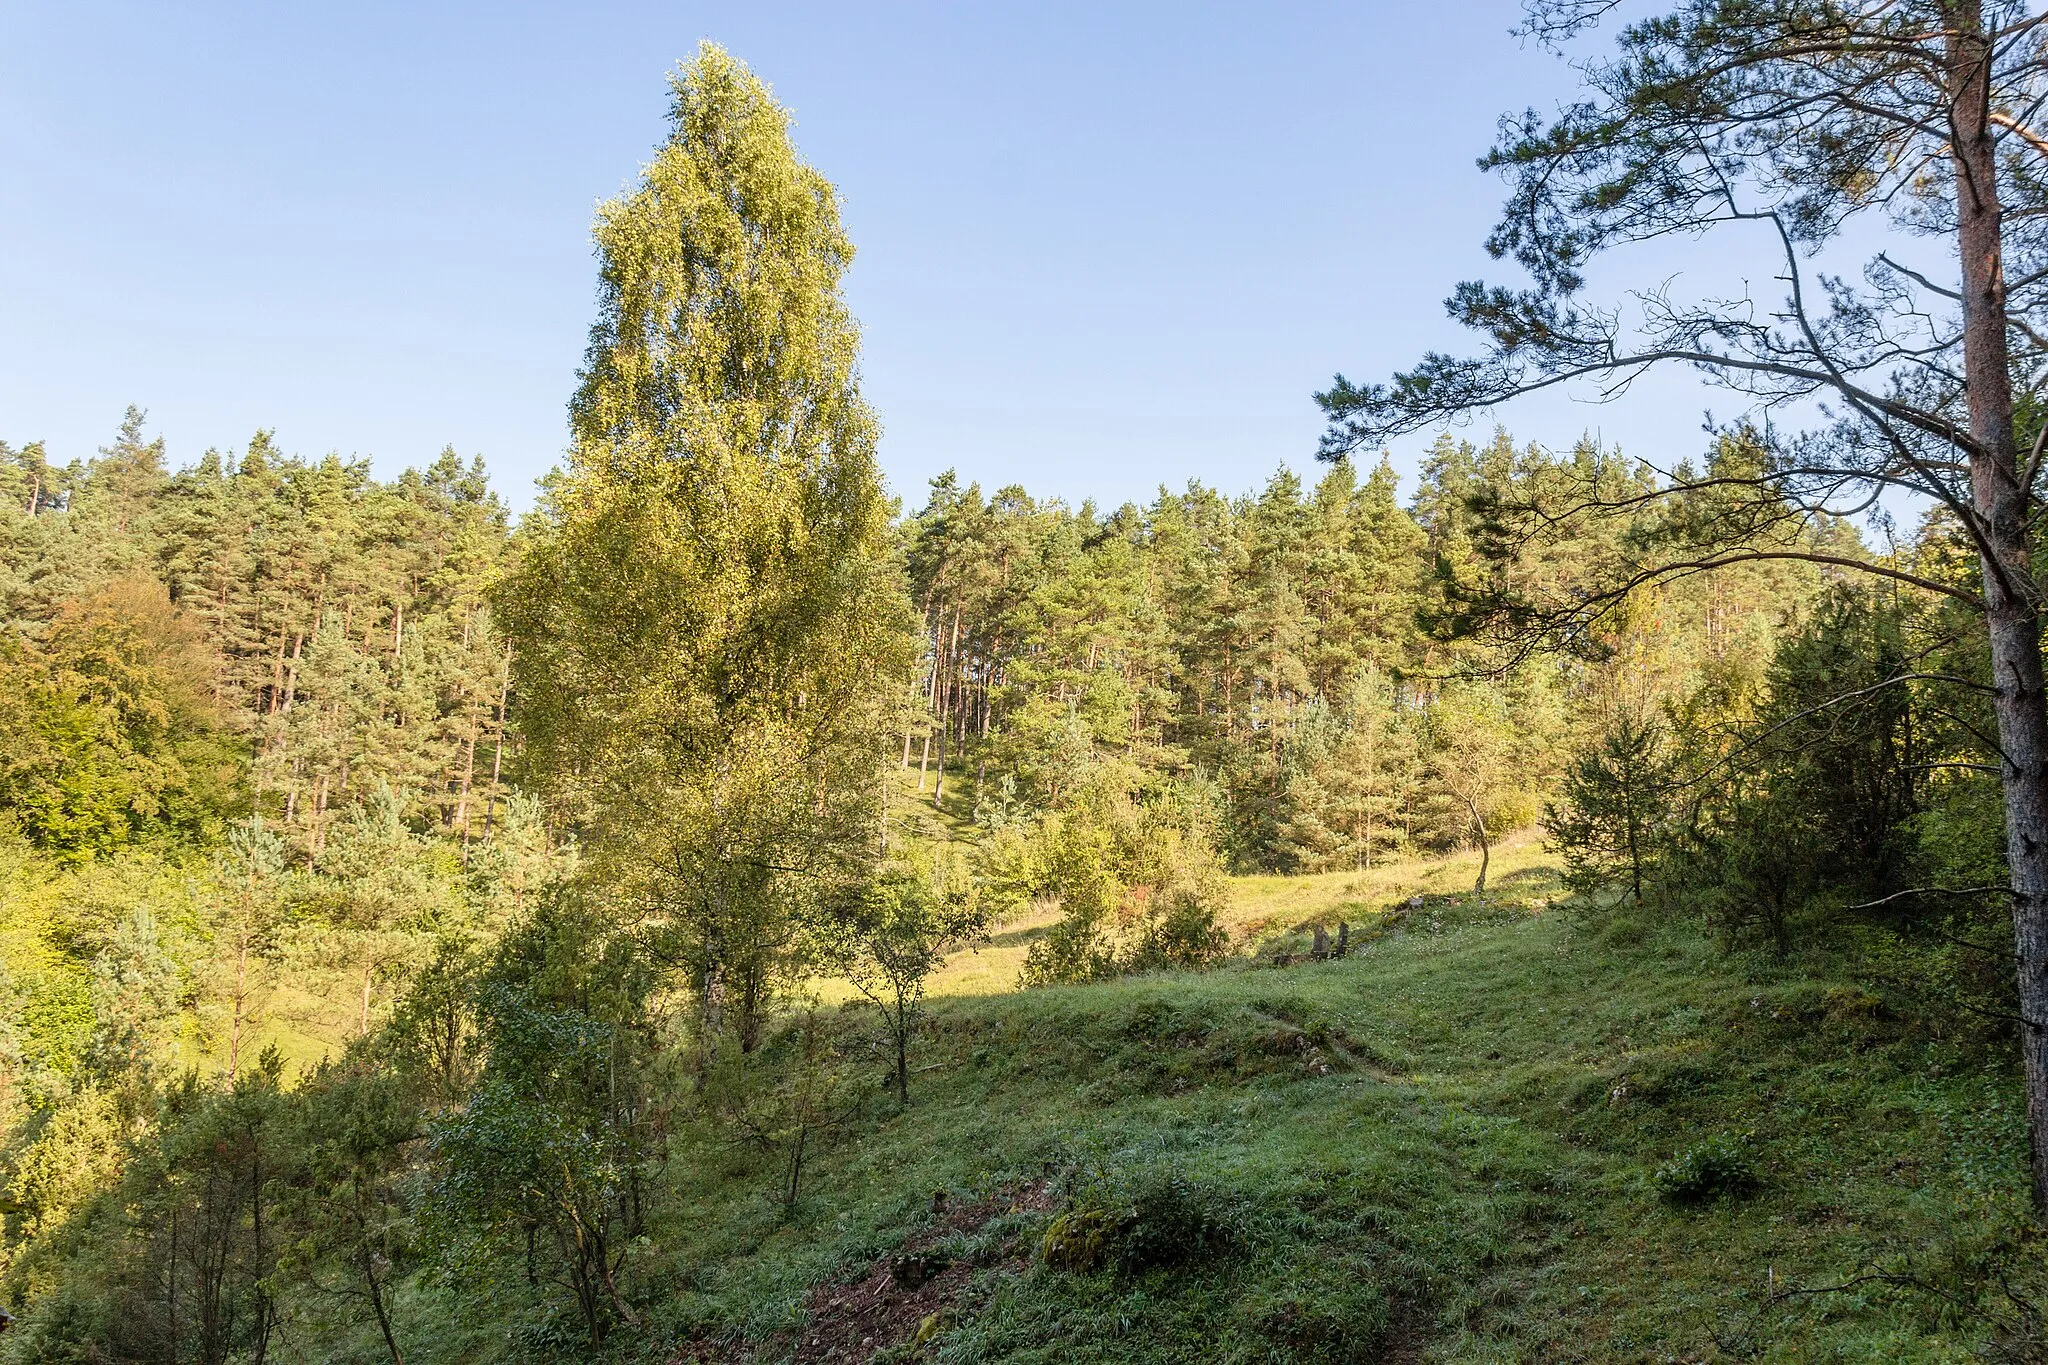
[671,1180,1060,1364]
[1379,1301,1431,1364]
[790,1179,1058,1362]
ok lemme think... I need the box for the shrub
[1116,1166,1235,1271]
[1653,1135,1760,1203]
[1122,855,1230,974]
[1020,813,1230,986]
[1039,1165,1236,1275]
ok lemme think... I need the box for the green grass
[370,849,2039,1362]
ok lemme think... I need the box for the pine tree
[1547,709,1670,902]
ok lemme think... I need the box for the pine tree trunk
[980,639,998,740]
[916,625,939,790]
[485,663,509,836]
[932,608,959,808]
[1950,2,2048,1215]
[268,629,287,714]
[282,632,303,712]
[455,703,479,856]
[228,925,250,1082]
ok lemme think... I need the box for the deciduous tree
[496,44,910,1058]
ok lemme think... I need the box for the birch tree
[497,43,911,1057]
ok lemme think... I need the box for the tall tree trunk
[228,934,249,1082]
[455,702,479,858]
[267,629,288,715]
[916,623,940,791]
[484,662,509,836]
[1950,1,2048,1214]
[249,1139,273,1364]
[282,632,304,713]
[931,608,959,808]
[980,639,998,740]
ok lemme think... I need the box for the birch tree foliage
[496,43,911,1046]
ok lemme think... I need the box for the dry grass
[815,829,1561,1005]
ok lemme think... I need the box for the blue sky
[1,2,1726,513]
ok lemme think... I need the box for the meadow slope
[362,842,2039,1364]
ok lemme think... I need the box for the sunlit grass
[830,827,1562,1003]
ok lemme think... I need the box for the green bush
[1117,1166,1235,1271]
[1040,1165,1237,1275]
[1653,1135,1760,1203]
[1021,821,1230,986]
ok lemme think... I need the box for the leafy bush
[1121,849,1231,974]
[1039,1165,1236,1275]
[1018,789,1231,986]
[1115,1166,1235,1271]
[1653,1135,1760,1203]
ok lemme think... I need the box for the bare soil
[671,1179,1061,1364]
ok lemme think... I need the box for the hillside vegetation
[5,23,2048,1365]
[356,845,2035,1363]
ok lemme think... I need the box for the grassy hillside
[350,845,2039,1364]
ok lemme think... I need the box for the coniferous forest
[9,13,2048,1361]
